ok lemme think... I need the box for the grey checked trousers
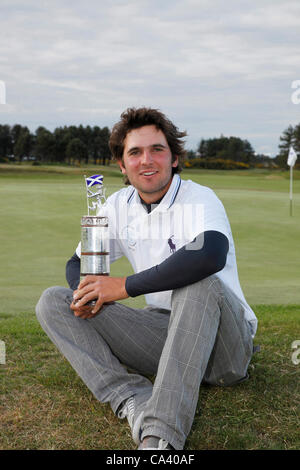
[35,275,254,450]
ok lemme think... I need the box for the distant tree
[278,125,295,155]
[0,124,12,158]
[76,125,91,162]
[34,127,55,162]
[275,125,296,168]
[84,125,94,163]
[244,140,258,164]
[10,124,23,149]
[292,123,300,154]
[90,126,102,164]
[14,127,33,162]
[53,127,72,163]
[186,149,197,159]
[198,139,207,158]
[197,136,255,162]
[99,127,111,165]
[66,138,88,165]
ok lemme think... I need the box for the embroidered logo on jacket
[167,236,176,253]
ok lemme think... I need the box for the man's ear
[172,155,179,168]
[117,159,126,175]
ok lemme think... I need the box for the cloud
[1,0,300,155]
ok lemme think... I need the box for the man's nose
[141,149,153,165]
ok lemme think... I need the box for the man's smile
[140,170,159,177]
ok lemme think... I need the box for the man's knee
[172,274,223,302]
[36,286,72,322]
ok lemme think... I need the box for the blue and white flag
[85,174,103,187]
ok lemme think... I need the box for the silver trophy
[80,174,110,306]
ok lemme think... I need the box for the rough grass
[0,305,299,450]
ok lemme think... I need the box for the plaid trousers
[36,275,254,450]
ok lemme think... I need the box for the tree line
[0,122,299,169]
[185,135,275,169]
[0,124,111,165]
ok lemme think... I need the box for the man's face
[118,125,178,204]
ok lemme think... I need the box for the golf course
[0,164,299,450]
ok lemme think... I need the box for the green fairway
[0,164,299,314]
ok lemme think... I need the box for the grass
[0,306,299,450]
[0,163,299,450]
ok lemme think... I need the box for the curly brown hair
[109,107,187,183]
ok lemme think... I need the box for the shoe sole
[132,411,144,445]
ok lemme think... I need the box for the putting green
[0,166,299,315]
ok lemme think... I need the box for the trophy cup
[80,174,110,307]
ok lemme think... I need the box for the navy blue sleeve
[125,231,229,297]
[66,252,80,290]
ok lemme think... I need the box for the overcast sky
[1,0,300,156]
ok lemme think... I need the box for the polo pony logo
[168,235,176,253]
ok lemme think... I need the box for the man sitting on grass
[36,107,257,450]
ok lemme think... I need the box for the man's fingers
[71,303,94,319]
[74,292,98,308]
[78,275,95,289]
[78,276,88,289]
[74,306,101,319]
[73,279,100,304]
[91,298,103,314]
[70,298,103,319]
[73,285,90,301]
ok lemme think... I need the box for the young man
[36,107,257,450]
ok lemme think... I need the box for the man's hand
[70,275,129,319]
[70,303,95,319]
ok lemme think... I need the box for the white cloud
[239,1,300,29]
